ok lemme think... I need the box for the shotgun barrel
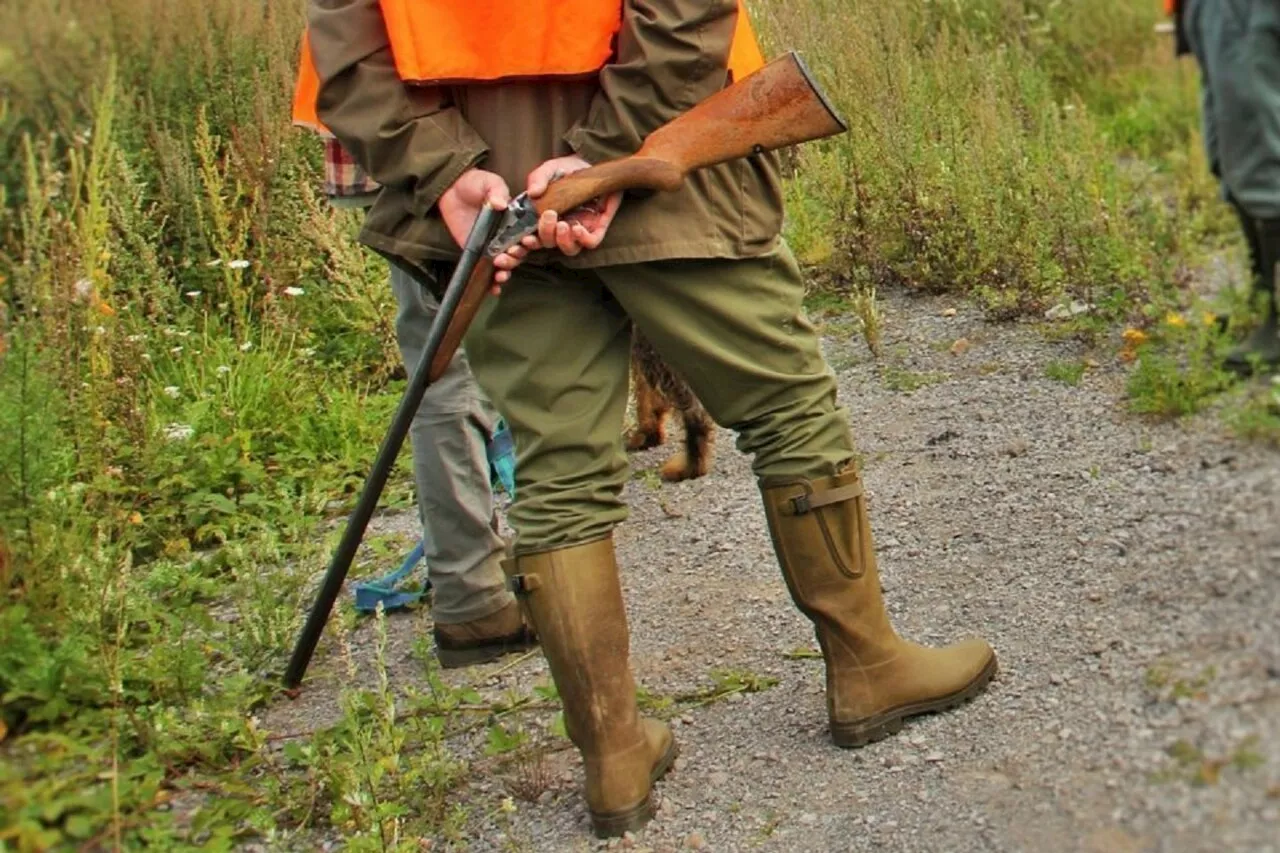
[283,204,502,690]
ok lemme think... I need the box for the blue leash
[352,418,517,614]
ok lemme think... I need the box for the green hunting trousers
[462,244,857,555]
[1185,0,1280,220]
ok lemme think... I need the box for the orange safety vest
[293,0,766,132]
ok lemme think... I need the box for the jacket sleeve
[307,0,489,216]
[563,0,739,163]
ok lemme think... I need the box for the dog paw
[659,451,709,482]
[626,427,664,452]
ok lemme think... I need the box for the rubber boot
[502,537,677,837]
[760,464,997,748]
[1224,217,1280,376]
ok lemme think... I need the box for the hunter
[298,0,998,837]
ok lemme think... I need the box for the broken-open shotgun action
[427,50,848,381]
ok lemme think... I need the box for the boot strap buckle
[506,573,542,596]
[788,482,864,515]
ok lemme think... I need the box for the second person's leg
[387,263,532,667]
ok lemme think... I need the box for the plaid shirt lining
[324,137,382,199]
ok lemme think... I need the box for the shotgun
[426,50,848,380]
[283,50,846,690]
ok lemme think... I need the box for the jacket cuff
[409,147,489,219]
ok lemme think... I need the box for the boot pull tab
[787,481,864,515]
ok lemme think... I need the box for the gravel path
[264,288,1280,853]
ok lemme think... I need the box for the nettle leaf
[484,723,526,757]
[282,740,309,765]
[63,813,96,840]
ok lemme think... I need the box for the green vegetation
[769,0,1228,323]
[0,0,1267,847]
[1044,359,1088,386]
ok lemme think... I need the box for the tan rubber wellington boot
[760,464,997,748]
[503,536,677,837]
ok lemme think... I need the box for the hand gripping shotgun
[282,51,848,690]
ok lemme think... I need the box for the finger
[572,222,605,250]
[537,210,560,248]
[520,234,541,250]
[526,165,553,199]
[527,162,568,199]
[555,221,582,256]
[481,174,511,210]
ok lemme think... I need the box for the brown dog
[625,329,715,482]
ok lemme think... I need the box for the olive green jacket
[306,0,785,271]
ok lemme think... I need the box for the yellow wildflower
[1122,328,1149,346]
[1164,312,1186,328]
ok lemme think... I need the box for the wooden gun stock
[537,51,847,216]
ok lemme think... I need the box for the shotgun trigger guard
[485,193,540,257]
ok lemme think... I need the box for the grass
[1045,359,1088,386]
[881,364,947,393]
[0,0,1264,847]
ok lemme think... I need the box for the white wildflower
[126,334,145,343]
[240,341,254,352]
[141,353,152,361]
[228,259,250,270]
[162,423,194,441]
[184,290,202,298]
[170,346,184,355]
[163,386,181,399]
[283,286,305,297]
[216,365,231,376]
[73,278,93,302]
[93,326,107,335]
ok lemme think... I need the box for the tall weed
[760,0,1213,321]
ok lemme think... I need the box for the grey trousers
[1185,0,1280,219]
[387,262,513,624]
